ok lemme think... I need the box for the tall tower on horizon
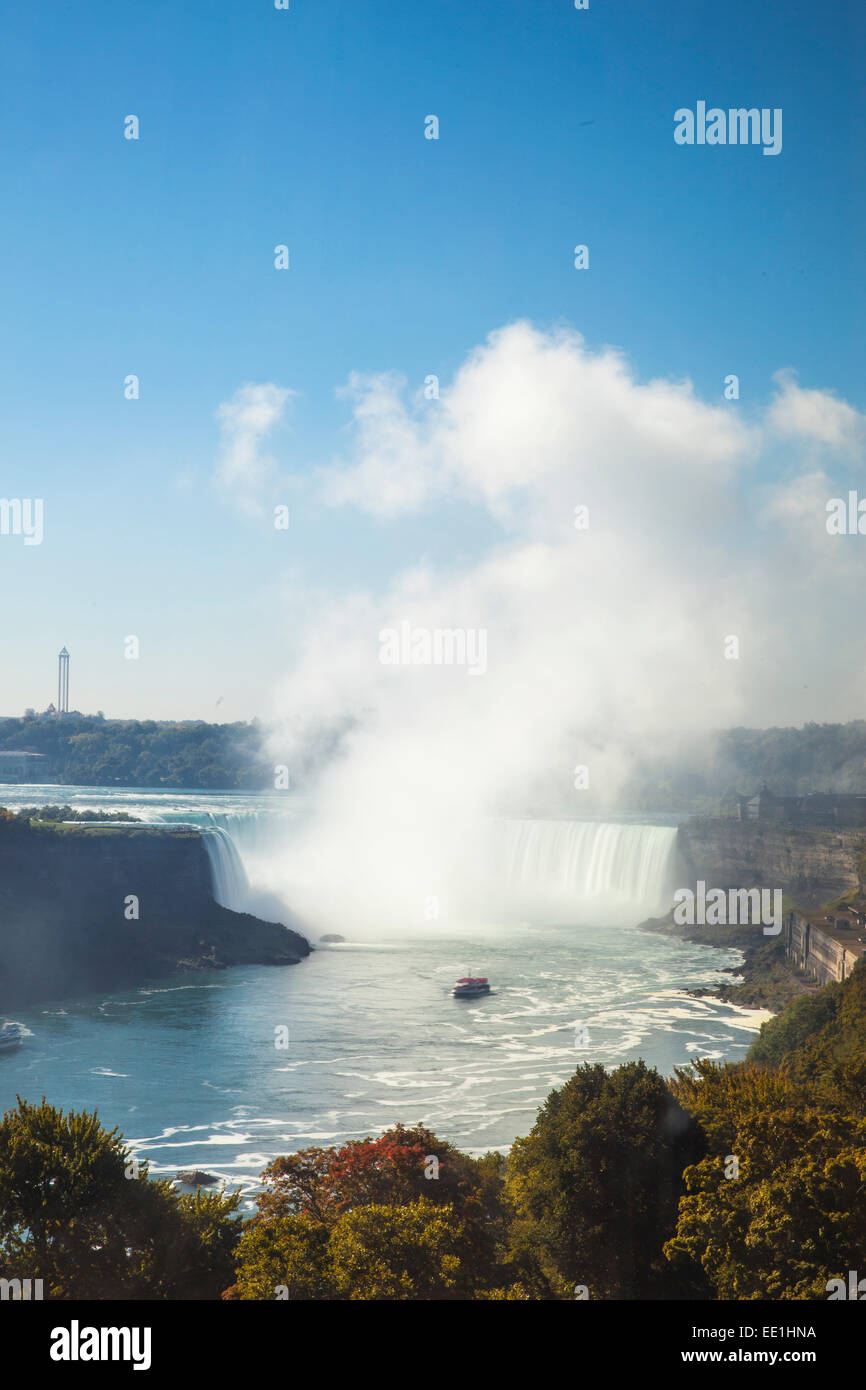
[57,647,69,716]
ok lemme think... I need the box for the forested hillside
[621,721,866,812]
[0,715,271,789]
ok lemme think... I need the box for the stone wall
[784,913,861,986]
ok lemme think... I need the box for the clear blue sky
[0,0,863,719]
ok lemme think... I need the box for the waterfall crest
[147,801,676,929]
[498,818,677,923]
[149,807,295,857]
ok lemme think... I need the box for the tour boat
[0,1023,22,1053]
[452,975,491,998]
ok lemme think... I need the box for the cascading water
[200,825,251,913]
[198,812,678,930]
[131,800,303,916]
[497,818,678,923]
[147,806,297,858]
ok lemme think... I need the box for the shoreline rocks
[176,1170,220,1186]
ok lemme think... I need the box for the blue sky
[0,0,863,720]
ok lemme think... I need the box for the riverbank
[639,913,817,1010]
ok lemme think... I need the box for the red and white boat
[451,975,491,998]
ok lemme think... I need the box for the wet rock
[176,1169,219,1186]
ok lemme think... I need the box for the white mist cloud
[320,370,437,517]
[214,382,293,517]
[319,325,755,527]
[255,322,866,935]
[767,369,865,454]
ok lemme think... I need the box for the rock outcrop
[0,823,309,1008]
[677,818,864,907]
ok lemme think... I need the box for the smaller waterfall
[201,826,250,913]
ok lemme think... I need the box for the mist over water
[231,807,681,939]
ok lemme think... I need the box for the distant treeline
[0,715,272,790]
[714,721,866,795]
[622,721,866,812]
[0,805,139,824]
[6,712,866,801]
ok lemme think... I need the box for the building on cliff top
[738,783,866,827]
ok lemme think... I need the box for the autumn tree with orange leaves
[227,1123,511,1299]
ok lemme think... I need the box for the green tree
[230,1200,470,1301]
[669,1059,812,1152]
[664,1107,866,1299]
[0,1097,240,1299]
[748,962,866,1114]
[227,1213,332,1301]
[328,1201,464,1300]
[505,1061,704,1299]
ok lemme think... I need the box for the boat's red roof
[456,976,487,984]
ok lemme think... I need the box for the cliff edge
[641,816,866,1007]
[0,821,310,1007]
[677,818,864,908]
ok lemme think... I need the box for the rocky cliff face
[0,824,310,1008]
[677,818,864,907]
